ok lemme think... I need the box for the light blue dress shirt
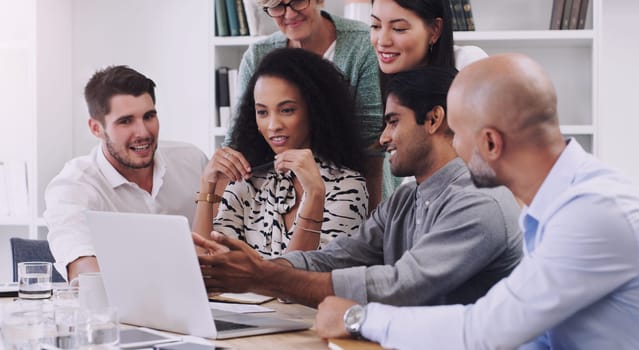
[361,139,639,349]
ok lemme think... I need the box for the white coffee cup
[70,272,109,311]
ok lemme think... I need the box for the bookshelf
[457,0,599,153]
[211,0,599,153]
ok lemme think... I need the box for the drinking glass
[1,300,56,350]
[17,262,53,300]
[52,287,82,349]
[52,287,80,309]
[70,272,108,311]
[77,307,119,349]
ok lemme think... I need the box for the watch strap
[194,191,223,204]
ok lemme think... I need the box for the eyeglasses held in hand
[263,0,310,18]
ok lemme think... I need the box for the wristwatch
[343,304,367,338]
[194,191,223,204]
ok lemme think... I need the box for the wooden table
[213,301,383,350]
[214,300,329,350]
[0,296,382,349]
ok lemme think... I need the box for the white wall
[0,0,37,281]
[71,0,211,156]
[0,0,35,164]
[36,0,73,215]
[598,0,639,182]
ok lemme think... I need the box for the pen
[251,161,274,173]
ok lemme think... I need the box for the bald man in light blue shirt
[315,54,639,349]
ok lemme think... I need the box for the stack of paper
[208,292,274,304]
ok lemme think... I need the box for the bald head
[449,53,561,147]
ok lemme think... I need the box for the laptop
[85,211,310,339]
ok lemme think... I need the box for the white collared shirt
[44,141,207,280]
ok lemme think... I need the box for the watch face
[345,305,365,328]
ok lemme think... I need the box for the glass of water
[1,300,57,350]
[52,287,82,349]
[77,307,119,349]
[17,262,53,300]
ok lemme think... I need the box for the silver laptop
[85,211,310,339]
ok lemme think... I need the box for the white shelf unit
[456,0,599,153]
[210,0,600,154]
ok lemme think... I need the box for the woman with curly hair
[224,0,384,211]
[193,48,368,258]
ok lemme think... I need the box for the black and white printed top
[213,157,368,258]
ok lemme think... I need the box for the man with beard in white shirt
[45,65,207,282]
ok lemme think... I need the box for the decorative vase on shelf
[343,0,371,25]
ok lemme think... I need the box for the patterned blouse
[214,158,368,258]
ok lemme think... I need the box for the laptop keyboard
[214,319,258,332]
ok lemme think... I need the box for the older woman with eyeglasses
[223,0,385,212]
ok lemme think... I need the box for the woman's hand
[275,149,325,196]
[201,147,252,190]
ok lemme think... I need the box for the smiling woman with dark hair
[193,48,368,258]
[371,0,489,194]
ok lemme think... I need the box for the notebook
[85,211,310,339]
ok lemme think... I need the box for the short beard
[105,133,155,170]
[468,148,500,188]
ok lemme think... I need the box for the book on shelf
[561,0,574,29]
[568,0,582,29]
[577,0,590,29]
[235,0,249,36]
[228,68,239,123]
[448,0,459,31]
[242,0,279,36]
[549,0,565,29]
[215,0,230,36]
[216,66,231,128]
[225,0,241,36]
[460,0,475,31]
[450,0,466,31]
[242,0,258,36]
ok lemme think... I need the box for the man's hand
[316,296,359,339]
[67,256,100,282]
[193,232,267,294]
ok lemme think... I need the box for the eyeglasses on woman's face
[263,0,310,18]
